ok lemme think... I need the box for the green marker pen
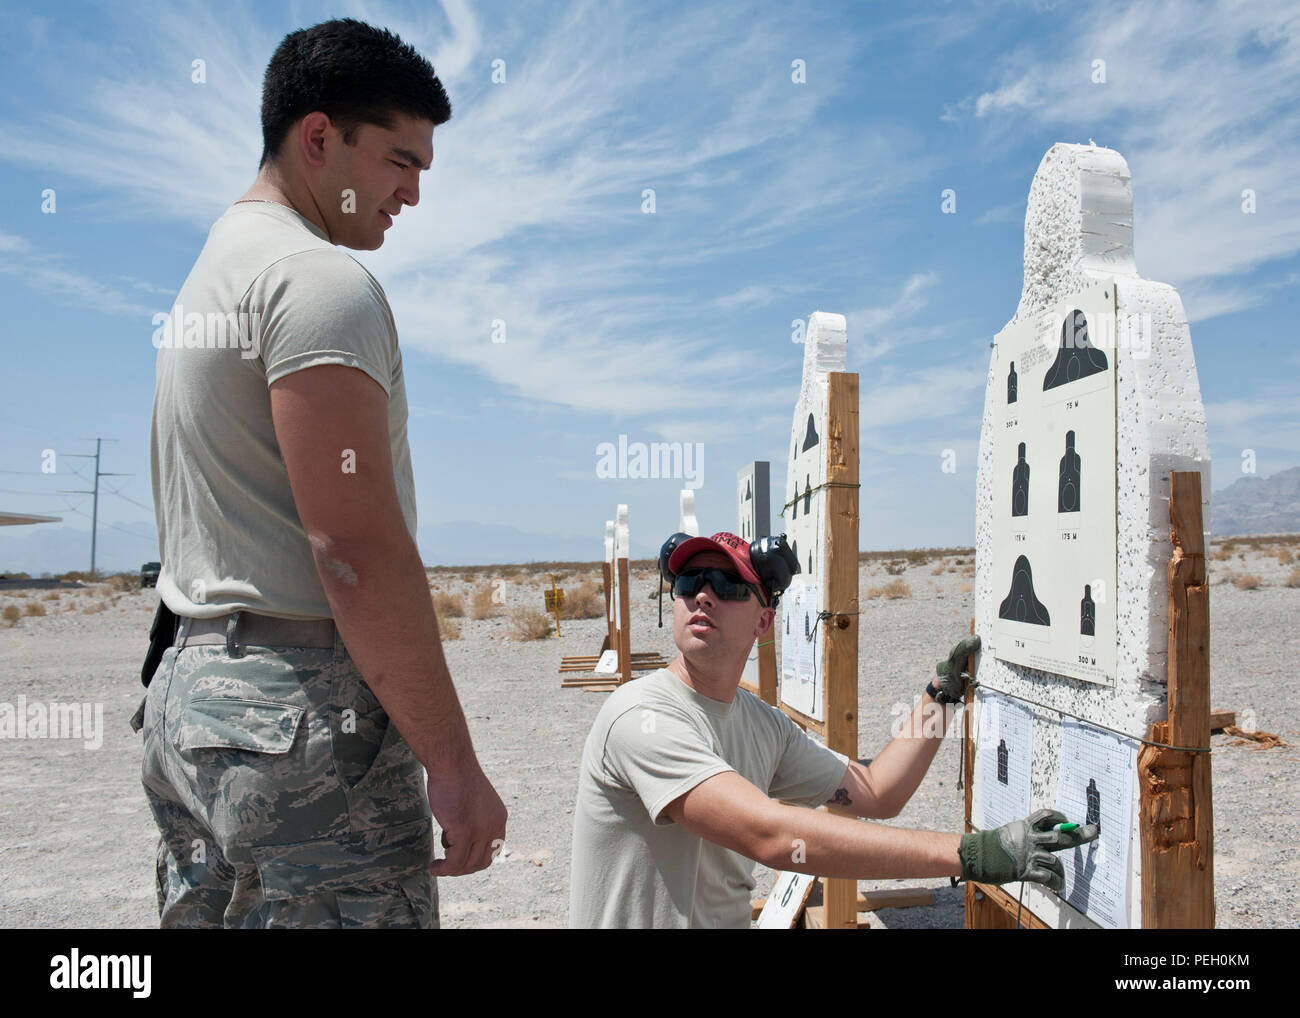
[1054,822,1080,832]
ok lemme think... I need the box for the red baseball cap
[668,532,767,599]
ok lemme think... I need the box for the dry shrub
[1233,573,1262,590]
[43,591,60,601]
[882,578,911,599]
[1277,547,1294,565]
[1286,568,1300,588]
[560,580,604,619]
[84,602,107,615]
[930,563,945,575]
[3,605,20,625]
[885,560,907,576]
[508,606,553,640]
[470,582,500,619]
[432,592,464,618]
[647,576,671,600]
[1210,547,1233,562]
[864,586,883,600]
[106,573,134,592]
[24,601,46,617]
[958,582,973,594]
[438,616,462,640]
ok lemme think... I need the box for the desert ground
[1,536,1296,929]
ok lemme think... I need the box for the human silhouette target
[998,555,1051,626]
[1043,309,1108,391]
[801,413,819,452]
[1012,442,1030,517]
[1059,430,1081,513]
[1080,584,1096,637]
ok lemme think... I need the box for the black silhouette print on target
[998,555,1051,625]
[1012,442,1030,517]
[1007,361,1018,404]
[1085,777,1101,831]
[1080,584,1096,637]
[1059,430,1081,512]
[790,480,799,520]
[803,474,812,515]
[997,739,1009,784]
[801,413,820,452]
[1043,309,1108,391]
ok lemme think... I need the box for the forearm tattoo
[827,787,852,806]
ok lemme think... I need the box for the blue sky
[1,0,1297,572]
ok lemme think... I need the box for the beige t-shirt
[150,200,416,619]
[568,668,850,929]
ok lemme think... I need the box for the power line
[65,506,155,543]
[104,486,155,513]
[60,439,132,576]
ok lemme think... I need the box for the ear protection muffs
[655,532,802,627]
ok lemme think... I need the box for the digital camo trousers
[134,636,437,928]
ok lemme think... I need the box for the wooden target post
[560,506,667,690]
[771,312,860,931]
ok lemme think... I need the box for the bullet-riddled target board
[780,313,846,722]
[990,280,1117,686]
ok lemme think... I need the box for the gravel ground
[0,542,1295,929]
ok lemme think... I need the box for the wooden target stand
[964,471,1213,928]
[773,372,862,930]
[560,512,667,693]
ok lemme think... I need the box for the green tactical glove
[934,635,981,702]
[958,808,1100,892]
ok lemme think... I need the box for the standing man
[138,18,506,928]
[568,531,1095,928]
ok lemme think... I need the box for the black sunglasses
[673,567,765,603]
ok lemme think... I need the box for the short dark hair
[259,18,452,168]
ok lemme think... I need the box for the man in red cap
[567,531,1095,928]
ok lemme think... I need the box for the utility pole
[60,438,129,577]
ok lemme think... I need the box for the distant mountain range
[1211,466,1300,537]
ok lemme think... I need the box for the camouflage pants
[134,627,437,928]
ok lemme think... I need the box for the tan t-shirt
[568,668,850,929]
[150,200,416,619]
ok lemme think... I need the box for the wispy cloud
[0,230,157,318]
[942,0,1300,320]
[0,0,939,421]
